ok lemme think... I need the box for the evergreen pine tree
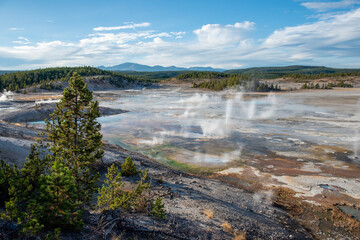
[5,144,49,235]
[150,197,166,220]
[0,158,19,207]
[121,156,137,177]
[46,72,104,203]
[97,164,150,212]
[97,164,126,210]
[38,159,83,231]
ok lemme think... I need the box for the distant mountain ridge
[0,70,16,75]
[98,62,225,72]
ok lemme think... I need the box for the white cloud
[144,31,186,39]
[302,0,360,12]
[171,31,186,36]
[93,22,150,31]
[9,28,24,31]
[1,9,360,70]
[263,8,360,51]
[80,32,146,46]
[0,41,77,66]
[289,53,314,60]
[194,21,254,47]
[13,36,31,45]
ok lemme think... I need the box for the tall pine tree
[46,72,104,203]
[38,159,83,231]
[4,144,49,235]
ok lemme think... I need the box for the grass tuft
[203,209,214,219]
[221,221,233,233]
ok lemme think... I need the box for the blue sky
[0,0,360,69]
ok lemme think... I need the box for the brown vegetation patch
[272,187,360,239]
[255,157,322,176]
[14,94,62,101]
[233,231,247,240]
[214,168,267,193]
[319,165,360,178]
[221,221,233,233]
[269,157,302,168]
[310,145,349,154]
[203,209,214,219]
[307,192,360,207]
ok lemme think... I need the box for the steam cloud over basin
[99,88,360,174]
[0,90,14,102]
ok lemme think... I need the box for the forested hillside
[176,71,229,80]
[191,74,281,91]
[119,65,360,83]
[225,65,360,79]
[175,66,360,91]
[171,71,280,91]
[0,67,138,92]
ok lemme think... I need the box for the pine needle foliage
[38,159,83,231]
[4,144,50,236]
[121,157,137,177]
[0,159,19,207]
[97,164,126,210]
[151,197,166,220]
[4,155,83,237]
[97,164,150,212]
[97,164,166,219]
[46,72,104,203]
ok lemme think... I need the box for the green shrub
[0,159,19,208]
[97,164,168,219]
[121,157,137,177]
[97,164,126,210]
[4,146,83,237]
[151,197,166,220]
[4,144,47,229]
[127,169,150,212]
[97,164,150,212]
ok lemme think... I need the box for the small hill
[0,67,144,92]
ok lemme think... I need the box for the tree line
[192,74,281,92]
[0,66,139,92]
[285,72,360,80]
[301,81,353,89]
[176,71,229,80]
[225,66,360,79]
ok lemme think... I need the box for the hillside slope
[0,67,144,92]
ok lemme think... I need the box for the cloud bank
[93,22,151,31]
[301,0,360,12]
[1,8,360,69]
